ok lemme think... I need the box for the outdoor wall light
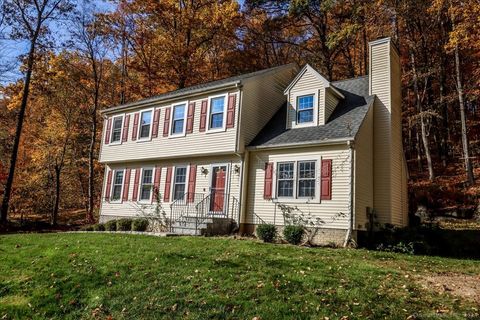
[234,164,241,174]
[200,167,209,176]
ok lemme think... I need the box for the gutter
[247,137,354,151]
[101,81,241,115]
[344,140,355,247]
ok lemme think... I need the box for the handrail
[171,191,241,234]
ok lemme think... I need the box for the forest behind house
[0,0,478,227]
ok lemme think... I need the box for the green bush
[105,220,117,231]
[132,218,149,232]
[283,225,304,245]
[256,224,277,243]
[116,218,133,231]
[92,224,105,231]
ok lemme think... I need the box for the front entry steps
[171,216,237,236]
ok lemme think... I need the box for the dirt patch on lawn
[419,273,480,303]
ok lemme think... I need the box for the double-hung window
[111,170,124,201]
[297,95,314,124]
[297,161,316,198]
[173,166,187,200]
[110,116,123,143]
[275,160,318,200]
[139,110,152,139]
[139,168,153,201]
[171,104,186,135]
[209,96,225,129]
[277,162,294,198]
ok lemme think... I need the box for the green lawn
[0,234,479,319]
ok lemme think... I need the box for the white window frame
[138,167,154,203]
[291,90,318,128]
[276,162,295,199]
[273,157,320,203]
[137,108,154,142]
[172,165,189,201]
[110,169,125,203]
[206,94,227,133]
[169,101,188,138]
[109,115,124,145]
[296,160,317,199]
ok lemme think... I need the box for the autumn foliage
[0,0,478,224]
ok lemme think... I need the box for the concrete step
[171,226,203,236]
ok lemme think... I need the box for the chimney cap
[368,37,400,56]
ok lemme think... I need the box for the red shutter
[321,159,332,200]
[263,162,273,199]
[104,118,112,145]
[132,113,139,141]
[199,100,208,132]
[226,94,236,128]
[153,166,161,202]
[163,107,171,137]
[122,115,130,142]
[105,170,112,201]
[132,168,141,201]
[152,109,161,138]
[186,102,195,133]
[164,167,173,202]
[187,164,197,203]
[122,168,131,201]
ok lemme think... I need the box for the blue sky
[0,0,115,85]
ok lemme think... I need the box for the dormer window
[297,95,314,124]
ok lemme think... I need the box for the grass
[0,234,479,319]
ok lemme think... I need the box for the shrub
[116,218,133,231]
[132,218,149,232]
[105,220,117,231]
[283,225,304,245]
[256,224,277,243]
[92,224,105,231]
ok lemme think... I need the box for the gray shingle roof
[102,63,297,114]
[248,75,374,149]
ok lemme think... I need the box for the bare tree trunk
[410,49,434,181]
[0,37,37,224]
[52,166,61,225]
[454,44,475,185]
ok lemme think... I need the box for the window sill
[108,141,123,146]
[109,200,122,204]
[168,133,186,139]
[271,197,320,204]
[206,127,227,134]
[136,137,152,143]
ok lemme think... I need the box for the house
[99,37,408,245]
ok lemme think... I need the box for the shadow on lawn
[358,225,480,259]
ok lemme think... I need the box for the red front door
[210,166,226,213]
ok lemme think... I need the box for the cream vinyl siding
[389,45,407,226]
[99,90,240,163]
[324,89,339,123]
[287,68,326,128]
[369,38,407,226]
[238,65,298,151]
[246,145,352,230]
[353,105,374,230]
[100,155,242,221]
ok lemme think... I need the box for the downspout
[236,150,249,234]
[344,140,355,247]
